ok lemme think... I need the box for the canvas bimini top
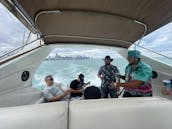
[2,0,172,48]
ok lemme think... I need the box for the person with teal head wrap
[128,50,141,58]
[112,50,153,97]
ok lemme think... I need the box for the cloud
[129,22,172,60]
[0,42,15,55]
[0,3,30,56]
[138,22,172,53]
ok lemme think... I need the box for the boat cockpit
[0,1,172,129]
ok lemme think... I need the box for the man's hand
[98,74,103,80]
[79,89,84,93]
[69,88,83,93]
[111,82,115,87]
[161,87,172,95]
[111,82,120,91]
[49,89,71,102]
[63,89,71,96]
[116,82,125,89]
[116,85,120,91]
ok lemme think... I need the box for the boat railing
[134,44,172,61]
[0,37,41,60]
[0,36,172,65]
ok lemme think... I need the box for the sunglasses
[48,78,53,81]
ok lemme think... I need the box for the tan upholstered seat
[1,97,172,129]
[0,87,43,107]
[0,102,68,129]
[69,97,172,129]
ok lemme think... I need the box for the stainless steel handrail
[0,37,41,60]
[134,44,172,61]
[134,20,147,49]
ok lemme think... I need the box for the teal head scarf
[128,50,141,58]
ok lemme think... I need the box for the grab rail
[134,44,172,61]
[0,37,41,60]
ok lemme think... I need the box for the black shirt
[70,79,84,97]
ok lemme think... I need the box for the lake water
[32,58,128,90]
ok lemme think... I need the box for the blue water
[32,58,128,90]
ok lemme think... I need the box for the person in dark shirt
[70,74,85,97]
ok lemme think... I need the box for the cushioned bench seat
[0,87,44,107]
[1,97,172,129]
[69,97,172,129]
[0,102,68,129]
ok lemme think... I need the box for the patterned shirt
[124,61,153,96]
[98,65,119,87]
[43,82,64,101]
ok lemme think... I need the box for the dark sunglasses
[48,78,53,81]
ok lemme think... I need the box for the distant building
[45,53,91,60]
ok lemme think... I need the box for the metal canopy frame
[34,10,148,46]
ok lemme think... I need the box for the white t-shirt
[43,82,64,101]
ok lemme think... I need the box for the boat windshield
[131,22,172,66]
[0,3,37,58]
[32,47,128,91]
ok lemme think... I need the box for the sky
[131,22,172,58]
[0,3,172,60]
[0,3,28,55]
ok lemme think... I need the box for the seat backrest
[0,102,68,129]
[69,97,172,129]
[1,97,172,129]
[0,87,43,107]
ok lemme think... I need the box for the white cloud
[138,22,172,53]
[0,3,31,56]
[129,22,172,61]
[0,42,16,56]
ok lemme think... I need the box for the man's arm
[97,74,102,80]
[119,75,126,80]
[71,82,90,92]
[57,84,65,93]
[116,80,144,88]
[49,90,71,102]
[97,67,103,80]
[49,94,65,102]
[70,88,83,93]
[70,81,83,94]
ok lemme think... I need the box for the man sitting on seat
[43,75,71,102]
[70,74,85,98]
